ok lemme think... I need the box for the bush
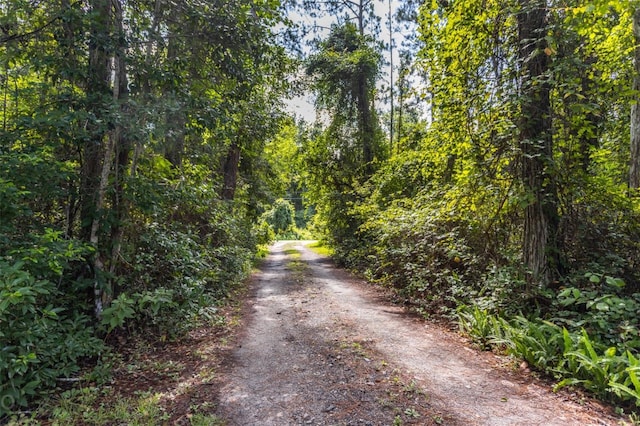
[559,182,640,294]
[353,194,494,315]
[553,278,640,351]
[0,261,105,417]
[457,306,640,408]
[119,221,252,336]
[108,179,257,336]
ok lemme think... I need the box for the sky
[284,0,406,123]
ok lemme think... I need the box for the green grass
[282,246,307,281]
[306,240,334,256]
[13,383,226,426]
[283,248,301,259]
[27,387,170,426]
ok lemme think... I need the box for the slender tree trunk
[349,0,374,174]
[388,0,394,151]
[3,67,8,132]
[59,0,80,83]
[165,111,186,169]
[80,0,111,242]
[108,0,131,299]
[164,28,185,169]
[81,0,112,318]
[630,7,640,191]
[397,83,403,149]
[221,138,241,200]
[397,56,408,149]
[517,0,558,288]
[358,74,374,174]
[91,118,115,319]
[579,59,599,173]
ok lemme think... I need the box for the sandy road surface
[215,241,620,425]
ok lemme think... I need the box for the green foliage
[118,218,252,336]
[556,330,640,407]
[0,178,30,237]
[352,188,522,315]
[554,284,640,351]
[557,330,623,397]
[457,306,508,350]
[0,0,292,417]
[263,199,296,236]
[110,171,257,331]
[253,219,276,246]
[307,23,381,122]
[47,387,169,425]
[302,22,386,251]
[303,2,640,412]
[4,0,640,416]
[458,306,640,407]
[101,293,137,333]
[307,241,334,257]
[500,318,566,371]
[609,351,640,406]
[0,261,105,416]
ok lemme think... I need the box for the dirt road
[215,241,620,425]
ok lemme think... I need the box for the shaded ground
[89,240,624,426]
[214,241,622,425]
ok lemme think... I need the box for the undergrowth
[1,193,256,420]
[458,305,640,411]
[321,173,640,414]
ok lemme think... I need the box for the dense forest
[1,0,639,420]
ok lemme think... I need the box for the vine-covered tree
[516,0,559,287]
[631,6,640,191]
[306,23,383,175]
[303,22,384,254]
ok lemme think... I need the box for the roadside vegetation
[1,0,640,422]
[0,0,293,422]
[298,0,640,415]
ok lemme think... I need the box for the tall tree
[306,23,383,177]
[631,6,640,191]
[517,0,559,287]
[303,23,383,253]
[302,0,377,35]
[81,0,119,317]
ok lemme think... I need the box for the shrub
[553,280,640,351]
[457,306,640,408]
[354,195,491,315]
[120,222,252,336]
[0,261,105,417]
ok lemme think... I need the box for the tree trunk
[579,63,599,173]
[357,74,374,175]
[165,111,186,168]
[221,138,241,200]
[630,7,640,191]
[80,0,111,243]
[517,0,558,288]
[59,0,81,84]
[388,0,394,151]
[91,117,115,319]
[80,0,113,318]
[164,28,186,169]
[108,0,131,299]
